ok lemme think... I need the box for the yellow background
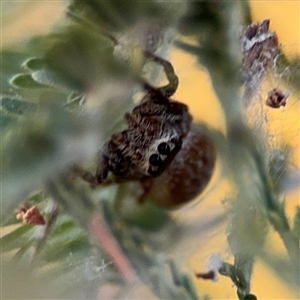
[172,2,299,299]
[2,1,299,299]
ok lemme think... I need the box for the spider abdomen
[144,123,216,208]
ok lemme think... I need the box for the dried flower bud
[15,204,45,225]
[266,88,290,108]
[241,19,279,105]
[195,270,216,281]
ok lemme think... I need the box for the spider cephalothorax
[95,52,192,183]
[101,117,184,179]
[77,52,216,207]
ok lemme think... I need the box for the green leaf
[121,199,174,230]
[51,217,85,238]
[22,57,78,90]
[43,24,126,90]
[0,225,35,253]
[0,111,16,129]
[37,215,91,262]
[68,0,184,32]
[64,92,85,109]
[39,234,90,263]
[27,191,45,205]
[32,69,79,91]
[22,57,47,71]
[0,50,30,92]
[293,206,300,238]
[0,96,37,115]
[169,260,198,299]
[1,213,22,227]
[50,215,78,235]
[1,99,104,216]
[9,74,48,89]
[12,239,36,262]
[38,90,70,105]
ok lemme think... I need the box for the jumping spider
[75,51,216,207]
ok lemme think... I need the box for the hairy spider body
[78,52,216,207]
[97,93,192,182]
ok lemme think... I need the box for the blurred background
[1,1,299,299]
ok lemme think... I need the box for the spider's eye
[148,169,160,177]
[149,154,163,166]
[170,138,178,145]
[171,137,182,148]
[157,142,170,155]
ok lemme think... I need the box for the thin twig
[89,214,138,283]
[31,202,59,262]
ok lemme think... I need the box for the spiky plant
[1,1,299,299]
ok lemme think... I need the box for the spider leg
[71,164,98,186]
[130,99,191,138]
[95,168,108,184]
[72,163,120,188]
[144,51,179,97]
[124,112,140,128]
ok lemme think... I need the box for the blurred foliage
[175,0,299,298]
[1,1,299,299]
[1,191,107,299]
[273,52,300,93]
[293,206,300,239]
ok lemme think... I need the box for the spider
[74,51,216,207]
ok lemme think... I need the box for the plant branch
[45,175,137,284]
[31,202,59,262]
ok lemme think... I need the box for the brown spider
[75,52,216,207]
